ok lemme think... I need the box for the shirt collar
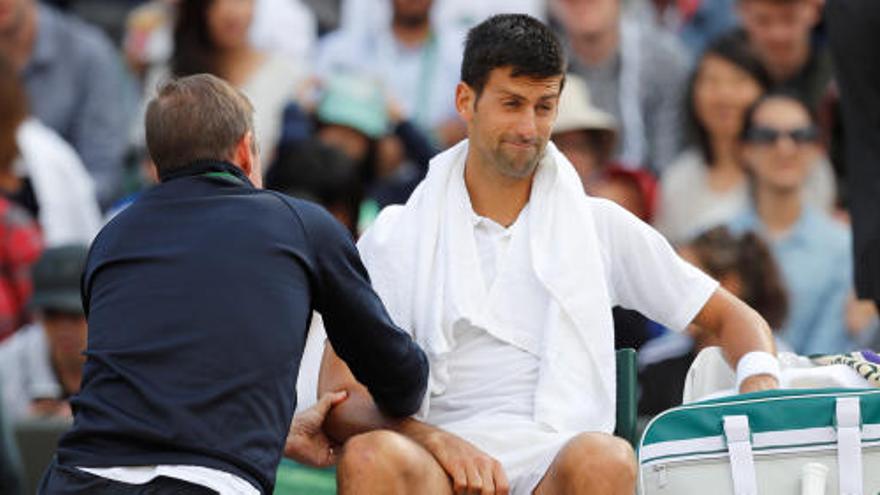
[452,163,530,233]
[158,160,254,188]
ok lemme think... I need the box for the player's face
[457,67,563,180]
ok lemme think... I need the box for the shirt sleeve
[296,201,428,417]
[594,199,719,331]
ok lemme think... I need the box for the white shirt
[78,465,259,495]
[250,0,317,66]
[427,204,542,427]
[0,324,60,421]
[15,119,102,247]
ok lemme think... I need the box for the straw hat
[554,74,617,135]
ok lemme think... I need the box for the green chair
[273,348,639,494]
[614,347,638,447]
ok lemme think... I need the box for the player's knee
[338,430,420,481]
[558,433,637,487]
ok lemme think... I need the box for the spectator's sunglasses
[745,125,819,146]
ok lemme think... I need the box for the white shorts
[439,417,577,495]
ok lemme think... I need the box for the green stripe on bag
[642,388,880,446]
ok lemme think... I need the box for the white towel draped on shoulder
[357,139,620,433]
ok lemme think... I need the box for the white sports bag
[639,388,880,495]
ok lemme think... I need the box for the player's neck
[464,152,532,228]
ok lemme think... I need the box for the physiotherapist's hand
[402,420,510,495]
[739,374,780,394]
[284,390,348,467]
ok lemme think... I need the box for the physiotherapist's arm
[303,204,428,418]
[692,287,779,393]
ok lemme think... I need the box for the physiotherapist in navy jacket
[39,74,429,495]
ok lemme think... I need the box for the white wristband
[736,351,781,390]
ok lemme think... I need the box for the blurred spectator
[314,74,386,180]
[550,0,690,173]
[553,74,658,223]
[729,92,852,355]
[552,73,618,188]
[638,226,788,415]
[630,0,738,60]
[0,245,88,422]
[313,74,437,231]
[122,0,175,79]
[737,0,831,110]
[0,386,22,495]
[0,197,42,343]
[125,0,316,79]
[0,56,102,247]
[656,34,768,243]
[339,0,546,35]
[658,34,836,244]
[593,167,659,223]
[249,0,317,66]
[138,0,304,164]
[317,0,464,144]
[0,0,133,208]
[266,140,362,235]
[367,98,438,207]
[302,0,343,34]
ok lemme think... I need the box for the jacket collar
[158,160,254,187]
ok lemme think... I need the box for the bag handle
[724,415,758,495]
[835,397,863,495]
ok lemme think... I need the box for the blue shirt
[55,161,428,493]
[729,205,854,355]
[22,5,134,208]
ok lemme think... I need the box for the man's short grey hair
[145,74,256,176]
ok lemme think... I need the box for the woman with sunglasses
[729,91,855,356]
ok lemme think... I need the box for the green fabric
[273,459,336,495]
[641,388,880,447]
[615,348,638,446]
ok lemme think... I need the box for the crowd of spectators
[0,0,876,482]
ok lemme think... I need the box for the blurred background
[0,0,875,492]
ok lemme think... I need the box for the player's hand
[283,390,347,467]
[404,421,509,495]
[739,374,780,394]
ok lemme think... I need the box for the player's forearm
[718,301,776,365]
[322,387,400,444]
[696,288,776,364]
